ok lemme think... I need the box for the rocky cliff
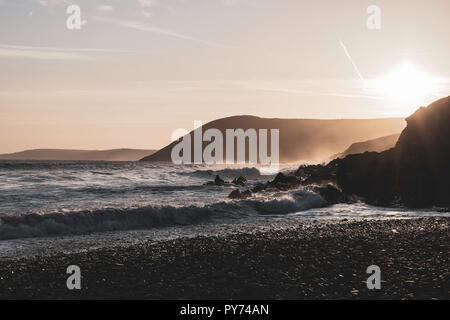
[334,96,450,207]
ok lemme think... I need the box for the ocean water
[0,160,448,244]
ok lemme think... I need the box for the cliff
[334,96,450,207]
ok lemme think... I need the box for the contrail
[339,39,367,88]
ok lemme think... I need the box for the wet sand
[0,217,448,299]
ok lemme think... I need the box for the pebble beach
[0,217,448,299]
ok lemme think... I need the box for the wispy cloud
[0,47,93,61]
[115,80,390,102]
[136,0,156,18]
[33,0,67,7]
[137,0,155,8]
[0,44,144,60]
[96,5,113,12]
[142,11,152,19]
[37,0,48,6]
[92,16,237,49]
[248,86,387,101]
[0,44,140,54]
[222,0,240,6]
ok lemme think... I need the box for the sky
[0,0,449,153]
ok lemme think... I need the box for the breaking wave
[0,190,326,240]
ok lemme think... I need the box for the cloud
[0,47,94,61]
[222,0,239,6]
[249,86,386,101]
[142,11,152,19]
[0,44,139,54]
[137,0,155,8]
[96,5,113,12]
[0,44,143,61]
[34,0,69,6]
[137,0,155,19]
[93,16,237,49]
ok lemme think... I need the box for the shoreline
[0,217,448,299]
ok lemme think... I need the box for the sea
[0,160,448,257]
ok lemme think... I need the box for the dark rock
[312,184,346,205]
[228,189,241,199]
[231,176,247,186]
[251,183,266,193]
[273,172,296,184]
[214,175,225,186]
[205,175,229,186]
[228,189,252,199]
[335,150,397,206]
[295,163,337,185]
[267,173,300,190]
[335,96,450,208]
[242,190,252,198]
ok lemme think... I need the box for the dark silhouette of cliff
[334,96,450,207]
[0,149,156,161]
[141,116,405,163]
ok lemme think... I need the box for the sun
[368,62,438,113]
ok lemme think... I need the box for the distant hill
[332,134,400,160]
[0,149,156,161]
[141,115,405,163]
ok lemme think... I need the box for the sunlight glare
[370,62,436,103]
